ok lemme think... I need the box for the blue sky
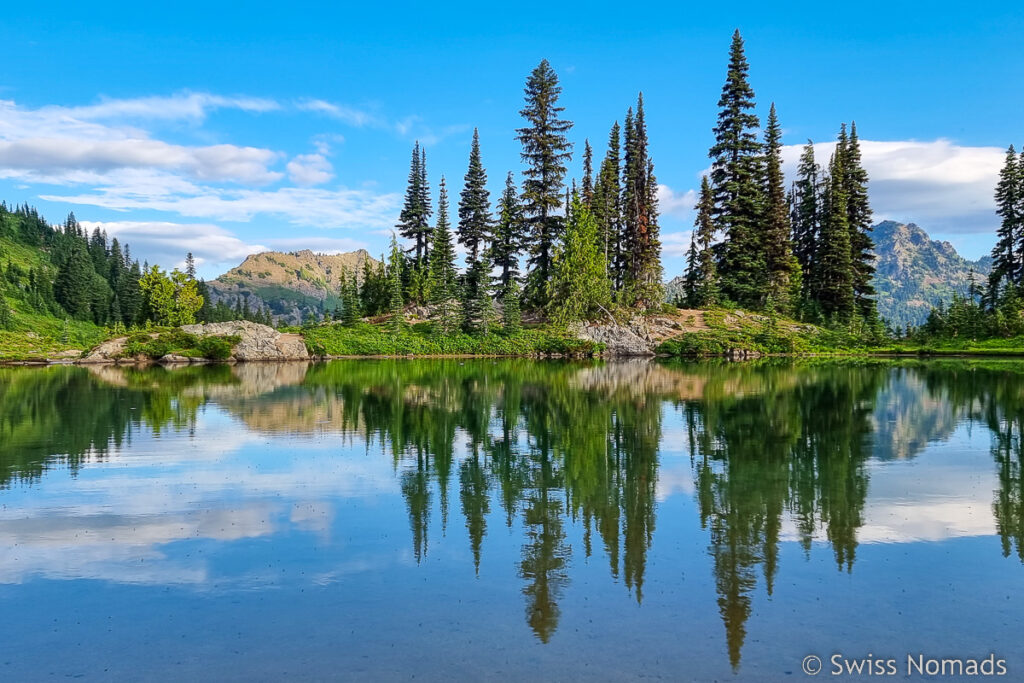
[0,0,1020,278]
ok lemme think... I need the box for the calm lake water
[1,359,1023,681]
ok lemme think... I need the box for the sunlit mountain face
[1,358,1023,679]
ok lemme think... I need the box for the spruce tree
[491,172,523,296]
[762,103,800,313]
[581,139,594,207]
[548,196,612,325]
[790,140,821,301]
[54,242,94,320]
[458,128,492,266]
[386,234,407,332]
[684,176,719,308]
[592,121,622,284]
[843,122,876,318]
[815,150,855,319]
[621,94,663,308]
[517,59,573,307]
[427,178,461,334]
[989,145,1021,300]
[709,30,765,308]
[185,252,196,278]
[397,142,433,264]
[462,253,495,335]
[502,280,522,335]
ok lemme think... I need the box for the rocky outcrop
[79,336,150,363]
[572,318,656,357]
[180,321,309,361]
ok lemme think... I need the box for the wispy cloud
[656,184,697,217]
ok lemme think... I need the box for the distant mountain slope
[207,249,379,325]
[663,221,991,328]
[871,221,991,328]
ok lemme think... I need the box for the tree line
[682,30,878,334]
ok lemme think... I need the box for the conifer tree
[709,30,765,308]
[54,242,94,320]
[185,252,196,278]
[397,142,432,264]
[761,104,800,313]
[621,94,663,308]
[491,172,523,296]
[458,128,492,267]
[502,280,522,335]
[427,178,461,334]
[684,176,719,308]
[843,122,876,318]
[592,122,622,284]
[581,139,594,207]
[989,145,1021,299]
[790,140,821,300]
[386,234,407,332]
[548,196,611,325]
[462,253,496,335]
[517,59,573,307]
[816,151,855,319]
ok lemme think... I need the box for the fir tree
[185,252,196,279]
[462,253,496,335]
[548,196,612,325]
[816,150,855,319]
[397,142,432,264]
[761,103,800,313]
[502,280,522,335]
[54,242,94,320]
[491,172,523,296]
[458,129,493,266]
[593,122,622,284]
[517,59,573,307]
[581,139,594,207]
[790,140,821,301]
[684,176,719,308]
[709,30,765,308]
[989,145,1021,300]
[620,93,663,308]
[843,122,876,318]
[386,234,407,332]
[427,178,461,334]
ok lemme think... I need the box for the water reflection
[2,358,1024,671]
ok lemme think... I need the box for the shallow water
[1,358,1022,680]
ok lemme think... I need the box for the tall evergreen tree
[427,178,461,334]
[386,234,407,332]
[843,122,876,318]
[54,242,94,320]
[517,59,573,307]
[684,176,720,308]
[548,196,611,325]
[592,122,622,284]
[491,172,523,296]
[397,142,433,263]
[790,140,821,300]
[815,150,855,319]
[620,94,663,307]
[761,104,800,313]
[709,30,765,308]
[185,252,196,279]
[989,145,1021,300]
[581,139,594,207]
[458,128,492,265]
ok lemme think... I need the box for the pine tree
[593,122,622,285]
[517,59,573,307]
[761,103,800,313]
[458,128,492,266]
[386,234,407,332]
[684,176,719,308]
[843,122,876,318]
[54,242,94,320]
[816,150,855,319]
[427,178,461,334]
[491,172,523,296]
[790,140,821,301]
[989,145,1021,301]
[397,142,433,264]
[709,30,765,308]
[620,94,663,308]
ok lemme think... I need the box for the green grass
[299,321,604,357]
[875,336,1024,356]
[0,312,109,361]
[120,329,241,360]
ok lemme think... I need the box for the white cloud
[78,220,266,272]
[656,184,697,217]
[265,236,368,254]
[783,139,1005,234]
[661,230,695,258]
[286,153,334,186]
[297,99,378,127]
[57,92,280,122]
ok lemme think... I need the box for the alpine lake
[1,358,1023,681]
